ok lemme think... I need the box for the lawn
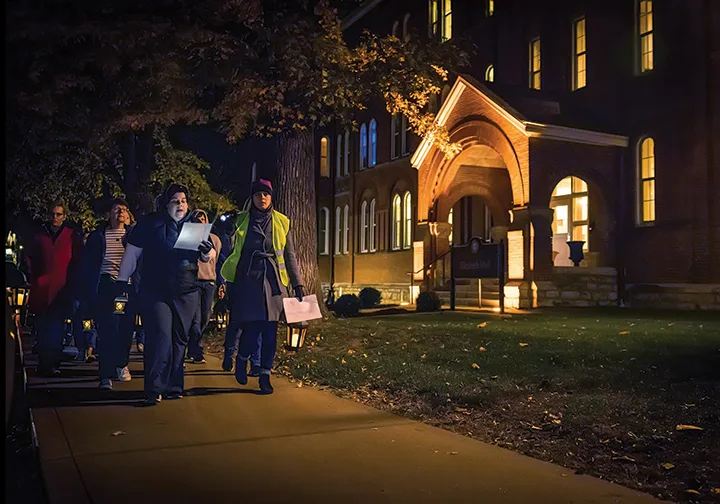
[206,308,720,503]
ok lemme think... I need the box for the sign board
[451,237,500,279]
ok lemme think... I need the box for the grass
[205,308,720,503]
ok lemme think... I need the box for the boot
[234,356,248,385]
[222,356,234,373]
[248,365,261,377]
[258,374,273,395]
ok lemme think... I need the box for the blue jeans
[187,280,215,359]
[238,321,278,373]
[224,316,261,368]
[36,301,66,372]
[96,276,135,379]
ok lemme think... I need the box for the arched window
[369,199,377,251]
[402,13,411,40]
[344,129,350,176]
[485,65,494,82]
[551,176,590,264]
[334,206,341,255]
[392,20,399,37]
[360,200,368,252]
[403,191,412,249]
[359,124,368,169]
[639,137,656,223]
[336,135,342,178]
[319,137,329,177]
[391,194,402,250]
[318,207,329,255]
[369,119,377,166]
[343,204,350,254]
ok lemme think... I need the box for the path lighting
[113,295,129,315]
[285,320,309,351]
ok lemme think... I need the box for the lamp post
[285,320,309,351]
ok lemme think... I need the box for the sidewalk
[26,341,665,504]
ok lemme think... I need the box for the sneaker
[165,392,183,400]
[99,378,113,390]
[116,366,132,382]
[222,356,234,373]
[85,348,97,363]
[136,342,144,354]
[183,362,187,371]
[190,356,206,364]
[258,374,274,395]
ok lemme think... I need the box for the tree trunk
[275,129,326,316]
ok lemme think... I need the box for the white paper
[283,294,323,324]
[173,223,212,251]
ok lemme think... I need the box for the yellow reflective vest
[220,210,291,286]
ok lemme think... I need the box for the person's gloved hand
[198,239,213,255]
[294,285,304,302]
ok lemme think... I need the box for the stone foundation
[535,267,618,307]
[322,283,413,305]
[627,283,720,310]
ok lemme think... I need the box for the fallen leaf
[471,363,480,369]
[612,455,636,463]
[676,424,703,431]
[519,343,529,347]
[341,358,347,364]
[552,419,562,425]
[347,349,355,354]
[315,335,321,341]
[420,353,427,359]
[111,431,126,436]
[490,375,498,379]
[618,331,630,335]
[448,451,458,455]
[661,462,675,470]
[531,425,542,430]
[685,489,701,495]
[477,322,487,328]
[297,382,303,388]
[478,346,486,352]
[455,407,468,413]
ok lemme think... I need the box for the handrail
[407,248,452,277]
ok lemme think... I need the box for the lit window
[485,64,494,82]
[334,206,341,255]
[320,137,329,177]
[391,113,402,159]
[344,129,350,176]
[336,135,342,178]
[360,201,368,253]
[369,199,377,251]
[529,38,541,90]
[428,0,452,41]
[486,0,494,17]
[359,124,368,170]
[551,176,589,252]
[639,0,654,72]
[343,205,349,254]
[369,119,377,166]
[403,191,412,249]
[573,17,586,90]
[639,137,656,223]
[318,207,329,255]
[392,194,402,250]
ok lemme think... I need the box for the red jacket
[26,223,84,315]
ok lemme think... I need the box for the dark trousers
[96,276,135,380]
[224,316,261,368]
[238,321,278,373]
[142,290,199,397]
[36,301,66,372]
[187,280,215,359]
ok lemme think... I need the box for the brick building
[312,0,719,310]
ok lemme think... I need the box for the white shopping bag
[283,294,323,324]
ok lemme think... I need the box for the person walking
[25,202,84,377]
[116,184,214,406]
[220,179,304,394]
[185,209,223,364]
[81,198,137,390]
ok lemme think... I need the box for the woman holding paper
[220,179,304,394]
[115,183,215,406]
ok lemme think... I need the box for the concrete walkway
[26,344,664,504]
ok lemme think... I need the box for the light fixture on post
[113,294,129,315]
[285,320,309,351]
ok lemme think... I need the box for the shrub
[358,287,382,308]
[416,291,442,312]
[332,294,362,317]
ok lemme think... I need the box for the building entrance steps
[26,338,664,504]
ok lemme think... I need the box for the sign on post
[450,237,505,313]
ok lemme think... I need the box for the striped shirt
[101,228,126,279]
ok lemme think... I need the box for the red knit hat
[251,178,273,196]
